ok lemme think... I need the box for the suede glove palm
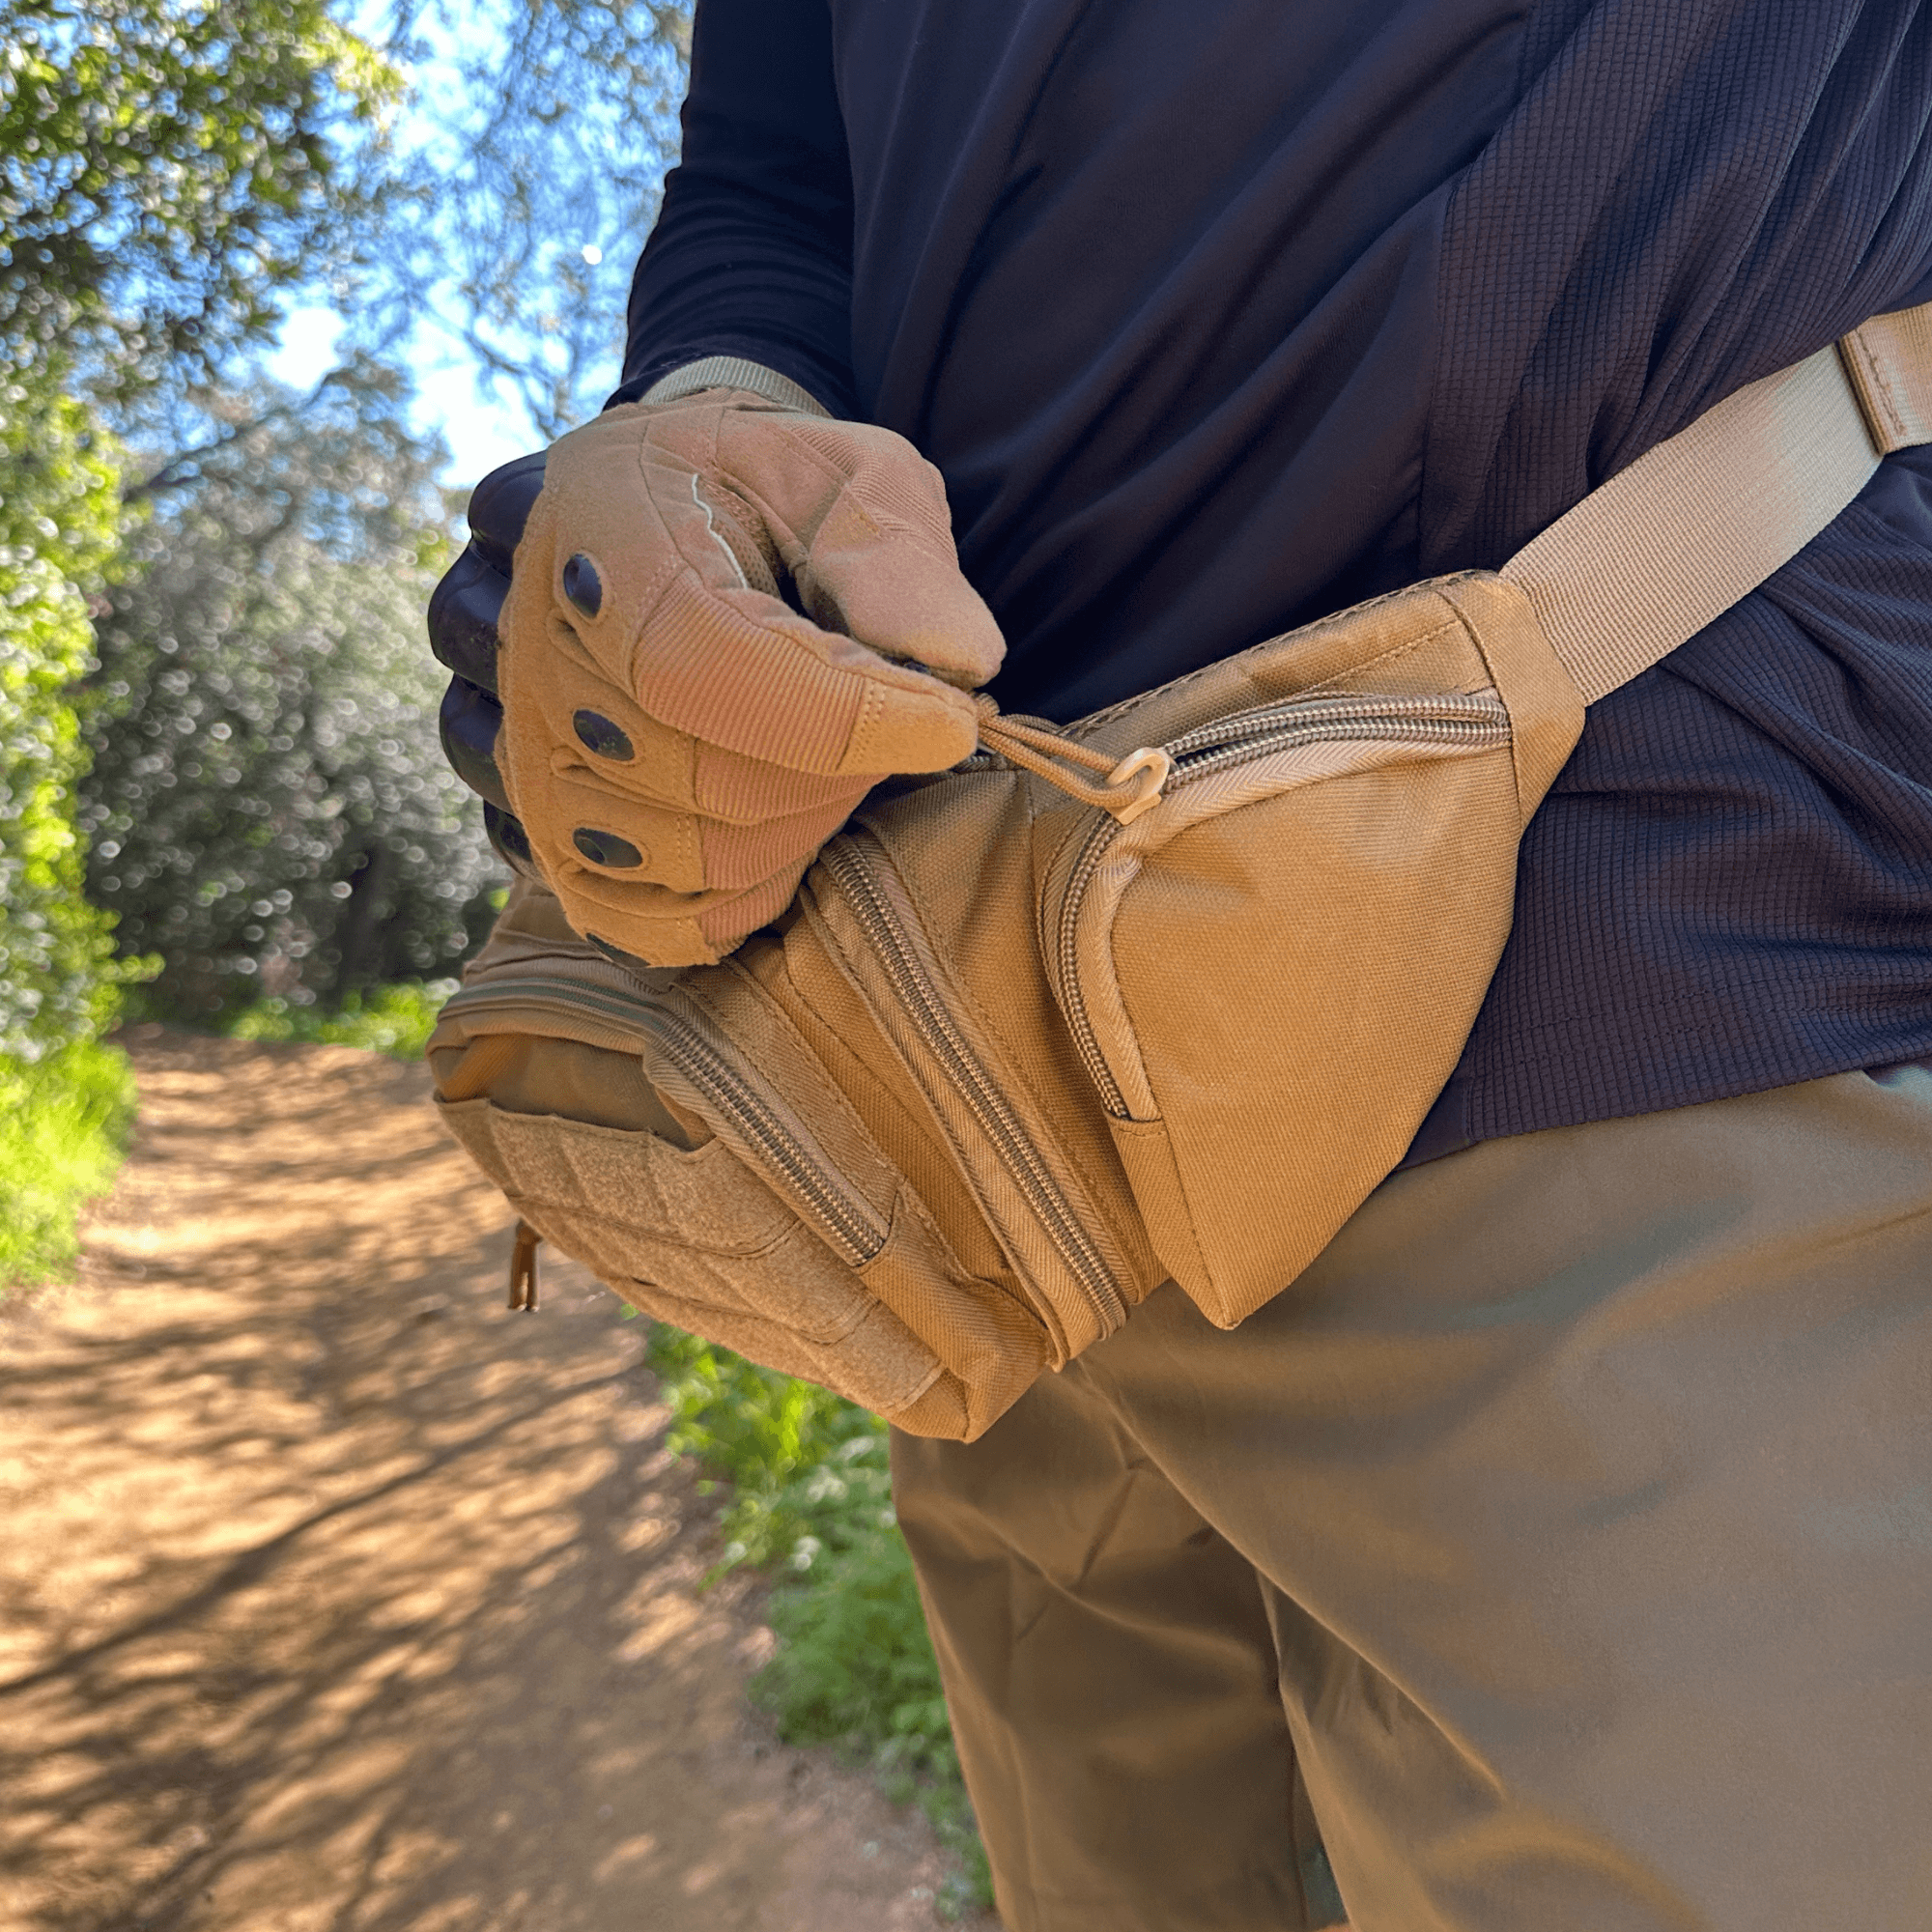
[429,383,1005,967]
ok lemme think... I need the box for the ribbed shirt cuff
[633,355,834,418]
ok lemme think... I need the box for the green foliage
[0,0,400,396]
[642,1326,994,1916]
[756,1535,995,1916]
[0,376,152,1060]
[1,0,403,1285]
[0,1033,136,1285]
[81,361,503,1018]
[218,977,457,1060]
[647,1323,895,1575]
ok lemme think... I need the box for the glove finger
[522,653,877,827]
[467,449,549,573]
[511,412,983,780]
[427,543,509,691]
[529,665,868,826]
[482,801,543,882]
[558,850,817,971]
[542,760,863,893]
[439,676,511,811]
[664,463,990,772]
[695,794,857,890]
[628,567,982,778]
[693,739,874,825]
[712,411,1006,689]
[798,515,1006,691]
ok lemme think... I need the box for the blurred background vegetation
[1,0,986,1905]
[4,0,682,1271]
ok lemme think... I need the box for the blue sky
[264,1,646,497]
[267,299,554,492]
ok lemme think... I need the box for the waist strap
[1502,301,1932,705]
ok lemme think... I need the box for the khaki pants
[892,1066,1932,1931]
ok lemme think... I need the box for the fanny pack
[430,305,1932,1441]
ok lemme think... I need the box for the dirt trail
[0,1028,997,1932]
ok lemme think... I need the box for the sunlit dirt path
[0,1028,994,1932]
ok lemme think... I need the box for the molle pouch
[427,876,1164,1442]
[430,576,1572,1430]
[431,308,1932,1440]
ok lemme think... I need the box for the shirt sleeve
[608,0,858,419]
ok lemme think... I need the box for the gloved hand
[427,384,1005,968]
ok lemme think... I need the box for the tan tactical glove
[492,382,1005,967]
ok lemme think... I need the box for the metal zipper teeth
[1161,691,1508,762]
[1056,697,1515,1118]
[443,979,886,1266]
[818,838,1129,1330]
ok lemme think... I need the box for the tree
[0,0,400,399]
[81,360,501,1014]
[377,0,693,438]
[0,0,685,1278]
[0,378,128,1059]
[0,0,404,1046]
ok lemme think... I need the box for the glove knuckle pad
[439,677,510,811]
[427,547,509,689]
[472,393,1002,965]
[465,450,549,570]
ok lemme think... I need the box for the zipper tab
[1102,746,1173,823]
[975,701,1170,823]
[508,1219,542,1311]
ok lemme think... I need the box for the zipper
[1055,692,1514,1118]
[440,977,887,1268]
[816,837,1130,1332]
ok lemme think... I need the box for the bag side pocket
[1040,576,1582,1326]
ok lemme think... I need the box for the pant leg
[1068,1066,1932,1932]
[893,1363,1346,1932]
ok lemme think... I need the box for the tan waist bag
[431,307,1932,1440]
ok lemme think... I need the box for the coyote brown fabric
[496,385,1005,968]
[894,1065,1932,1932]
[435,307,1932,1439]
[437,572,1575,1433]
[1838,304,1932,454]
[1502,331,1913,705]
[428,880,1052,1440]
[808,570,1580,1334]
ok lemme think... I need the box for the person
[429,4,1932,1926]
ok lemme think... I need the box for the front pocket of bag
[1044,693,1525,1326]
[437,1090,1050,1440]
[437,1095,941,1409]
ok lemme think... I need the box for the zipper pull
[507,1220,542,1312]
[974,696,1173,822]
[1100,746,1173,824]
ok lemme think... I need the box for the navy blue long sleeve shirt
[616,0,1932,1153]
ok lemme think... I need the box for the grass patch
[643,1324,994,1917]
[127,979,460,1064]
[222,980,458,1061]
[0,1037,139,1288]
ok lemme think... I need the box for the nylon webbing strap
[1500,299,1932,706]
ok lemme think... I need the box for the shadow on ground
[0,1029,982,1932]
